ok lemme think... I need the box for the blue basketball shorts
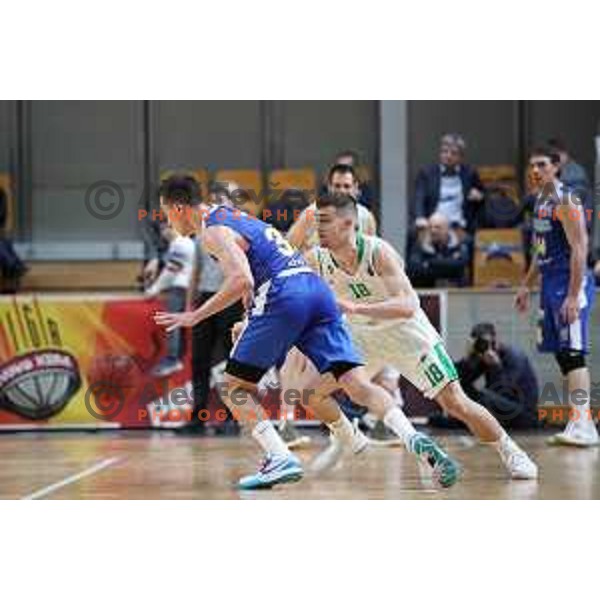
[227,269,364,383]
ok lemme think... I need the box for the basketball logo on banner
[0,299,82,420]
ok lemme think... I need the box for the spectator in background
[547,137,591,200]
[431,323,540,430]
[0,185,27,293]
[414,133,485,234]
[407,212,471,288]
[145,224,193,377]
[320,149,376,209]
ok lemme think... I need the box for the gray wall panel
[30,101,145,243]
[280,100,377,178]
[156,100,262,171]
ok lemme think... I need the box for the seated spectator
[407,212,471,288]
[414,133,485,234]
[0,185,27,293]
[430,323,540,430]
[319,149,376,209]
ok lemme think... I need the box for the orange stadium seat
[215,169,263,216]
[478,164,520,202]
[473,228,525,288]
[192,168,209,195]
[268,168,317,204]
[478,165,517,183]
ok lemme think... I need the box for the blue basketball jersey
[532,182,573,276]
[205,205,307,289]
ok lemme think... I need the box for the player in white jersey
[299,193,538,480]
[287,164,376,252]
[275,163,377,445]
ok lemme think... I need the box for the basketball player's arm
[340,240,419,320]
[154,226,253,331]
[515,243,539,314]
[560,197,588,323]
[303,248,320,273]
[287,205,315,250]
[363,209,377,236]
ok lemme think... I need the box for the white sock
[383,406,417,448]
[328,415,366,453]
[252,420,290,456]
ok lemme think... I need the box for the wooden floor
[1,431,599,499]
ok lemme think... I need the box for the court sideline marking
[20,457,122,500]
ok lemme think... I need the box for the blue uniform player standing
[516,146,599,446]
[155,176,460,490]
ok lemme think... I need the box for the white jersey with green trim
[313,234,397,327]
[312,233,456,397]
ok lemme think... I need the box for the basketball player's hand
[560,296,580,325]
[154,311,198,332]
[514,287,530,313]
[143,258,160,284]
[231,320,246,343]
[338,298,358,315]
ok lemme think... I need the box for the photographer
[431,323,540,430]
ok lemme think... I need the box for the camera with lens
[472,336,491,355]
[470,322,497,357]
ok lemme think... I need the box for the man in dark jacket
[431,323,540,430]
[407,212,471,288]
[413,133,485,234]
[456,323,539,429]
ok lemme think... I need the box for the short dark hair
[316,193,358,215]
[471,322,496,339]
[547,138,568,153]
[160,174,201,206]
[529,145,561,165]
[327,163,358,183]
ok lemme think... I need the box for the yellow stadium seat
[0,173,14,236]
[215,169,263,216]
[478,164,520,203]
[478,165,517,184]
[474,228,525,288]
[192,168,209,196]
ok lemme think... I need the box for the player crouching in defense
[154,176,459,490]
[294,193,538,480]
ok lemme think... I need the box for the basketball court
[3,431,599,500]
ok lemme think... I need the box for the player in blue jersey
[154,175,460,490]
[515,146,599,446]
